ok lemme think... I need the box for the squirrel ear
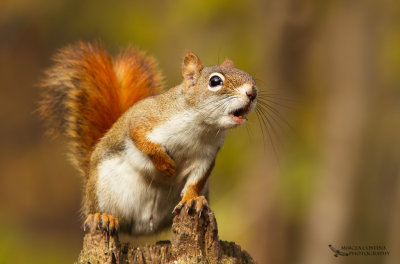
[221,59,235,67]
[182,52,203,81]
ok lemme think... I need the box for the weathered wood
[77,204,255,264]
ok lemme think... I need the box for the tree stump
[77,204,255,264]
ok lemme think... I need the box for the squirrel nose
[246,86,257,101]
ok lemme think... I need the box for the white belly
[96,139,183,235]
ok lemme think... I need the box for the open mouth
[229,104,251,124]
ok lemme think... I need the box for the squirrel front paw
[83,213,119,234]
[151,151,176,177]
[173,195,209,216]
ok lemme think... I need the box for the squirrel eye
[208,73,225,91]
[209,76,223,87]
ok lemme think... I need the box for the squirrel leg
[173,161,215,215]
[84,213,119,234]
[131,130,176,177]
[173,177,210,215]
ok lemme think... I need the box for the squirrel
[39,42,257,235]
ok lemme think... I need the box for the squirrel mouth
[229,104,250,124]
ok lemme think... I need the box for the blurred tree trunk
[298,1,381,264]
[255,0,327,263]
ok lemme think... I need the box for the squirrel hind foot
[84,212,120,234]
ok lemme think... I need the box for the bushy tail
[39,42,163,176]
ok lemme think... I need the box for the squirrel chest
[95,109,225,234]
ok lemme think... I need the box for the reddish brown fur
[39,42,163,177]
[130,118,176,177]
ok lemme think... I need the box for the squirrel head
[181,52,257,129]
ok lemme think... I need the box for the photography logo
[328,245,349,257]
[329,244,390,257]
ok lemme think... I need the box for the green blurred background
[1,0,399,263]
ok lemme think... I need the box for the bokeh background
[1,0,399,263]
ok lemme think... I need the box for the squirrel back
[39,42,163,176]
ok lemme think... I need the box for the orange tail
[39,42,163,176]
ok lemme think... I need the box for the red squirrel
[39,42,258,235]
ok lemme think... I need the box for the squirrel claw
[172,195,209,216]
[195,196,208,213]
[172,203,184,215]
[84,213,119,234]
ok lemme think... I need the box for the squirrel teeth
[230,114,247,124]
